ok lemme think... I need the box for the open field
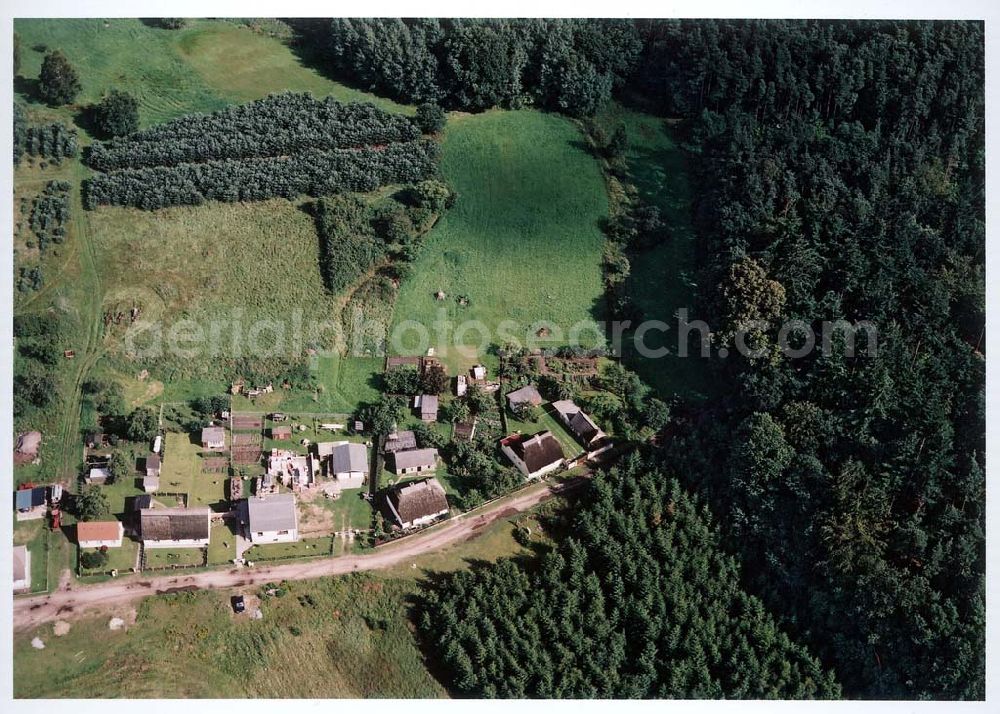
[14,19,411,132]
[390,110,609,374]
[14,520,52,593]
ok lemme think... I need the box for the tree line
[14,104,78,165]
[85,92,423,171]
[299,18,642,117]
[418,452,841,698]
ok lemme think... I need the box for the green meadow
[390,110,609,374]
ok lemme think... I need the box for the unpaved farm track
[14,478,586,632]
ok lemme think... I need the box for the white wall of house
[249,527,298,544]
[79,536,123,549]
[395,463,436,475]
[13,551,30,591]
[143,537,209,549]
[401,509,448,530]
[333,471,365,489]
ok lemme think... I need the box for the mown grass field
[390,110,609,374]
[14,19,411,131]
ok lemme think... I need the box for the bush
[80,549,109,570]
[415,102,446,133]
[94,90,140,137]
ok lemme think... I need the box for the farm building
[414,394,439,422]
[14,431,41,464]
[270,426,292,440]
[551,400,613,455]
[13,545,30,591]
[139,507,211,548]
[471,365,487,381]
[77,520,124,548]
[391,448,439,476]
[239,493,299,544]
[500,431,565,479]
[383,429,417,454]
[267,449,317,489]
[152,434,162,454]
[455,374,468,396]
[86,467,110,485]
[385,477,449,530]
[506,385,543,409]
[143,453,161,493]
[14,486,48,520]
[201,426,226,450]
[329,442,369,489]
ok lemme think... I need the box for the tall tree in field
[94,90,139,137]
[39,50,81,105]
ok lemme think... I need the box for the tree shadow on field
[14,75,42,103]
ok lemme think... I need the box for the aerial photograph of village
[6,8,989,704]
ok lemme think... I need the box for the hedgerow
[86,93,421,172]
[21,122,78,163]
[84,140,439,209]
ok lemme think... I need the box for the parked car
[231,595,246,614]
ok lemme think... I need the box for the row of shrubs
[28,180,71,254]
[84,140,440,209]
[85,93,423,172]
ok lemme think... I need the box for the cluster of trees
[383,365,449,396]
[84,139,439,209]
[418,452,840,698]
[85,93,422,172]
[314,180,452,294]
[635,20,984,699]
[14,105,78,164]
[308,18,642,116]
[27,180,71,254]
[13,313,63,418]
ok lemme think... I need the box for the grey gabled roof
[393,448,439,470]
[245,493,297,532]
[506,385,542,406]
[331,442,369,474]
[383,430,417,453]
[202,426,225,443]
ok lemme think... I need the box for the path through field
[14,477,585,632]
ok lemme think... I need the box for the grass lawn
[79,538,139,574]
[158,431,227,510]
[14,520,51,593]
[207,521,238,565]
[244,536,333,561]
[144,547,206,569]
[313,491,373,533]
[390,110,609,374]
[598,105,716,400]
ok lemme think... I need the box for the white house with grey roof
[391,448,439,476]
[329,442,369,489]
[240,493,299,544]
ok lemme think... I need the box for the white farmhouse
[240,493,299,544]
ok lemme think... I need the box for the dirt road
[13,477,584,632]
